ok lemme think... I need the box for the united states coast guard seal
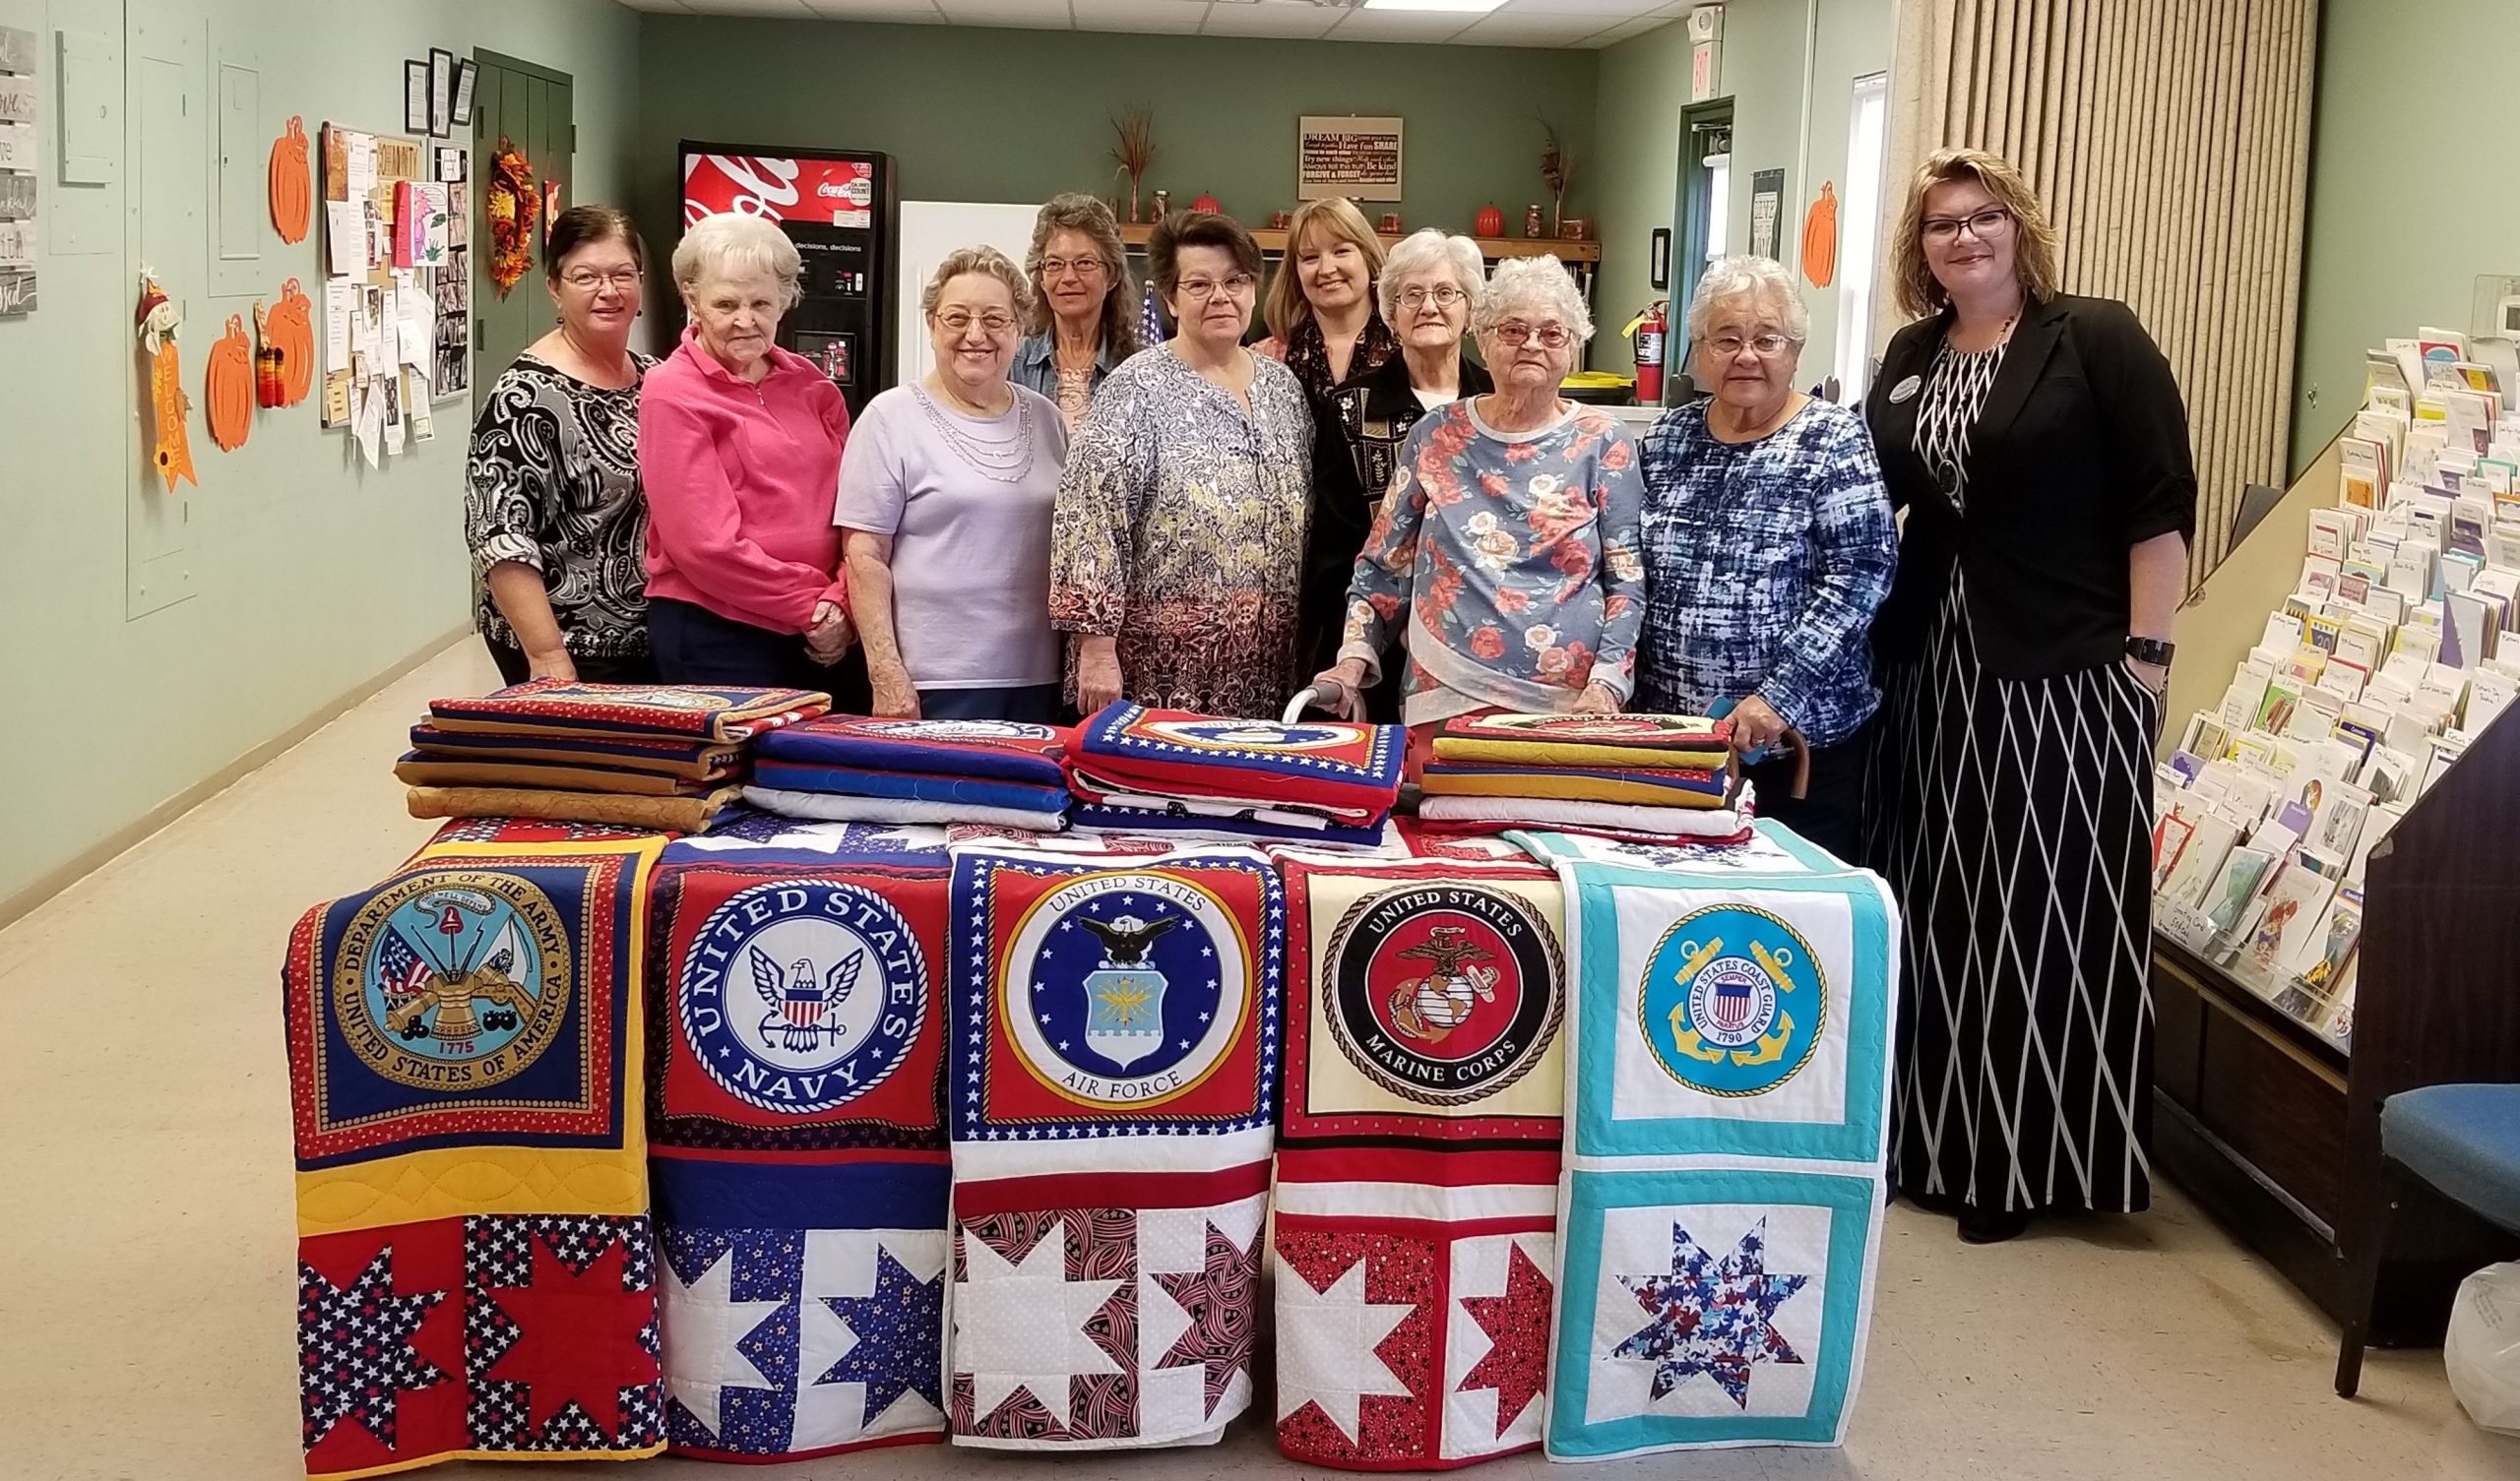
[1002,873,1248,1110]
[1638,904,1826,1096]
[1324,884,1561,1105]
[332,870,572,1091]
[679,880,928,1114]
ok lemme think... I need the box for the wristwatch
[2124,637,2175,668]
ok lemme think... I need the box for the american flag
[1140,282,1166,346]
[378,928,438,999]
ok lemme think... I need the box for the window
[1704,152,1731,263]
[1834,73,1890,399]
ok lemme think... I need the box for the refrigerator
[678,142,899,416]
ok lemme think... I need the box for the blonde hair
[1891,147,2061,318]
[1022,193,1140,353]
[1264,197,1387,342]
[672,212,802,309]
[921,245,1036,323]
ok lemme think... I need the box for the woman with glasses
[1012,193,1138,430]
[1299,228,1493,721]
[1863,148,2195,1244]
[1050,210,1312,717]
[1633,255,1896,861]
[839,247,1067,723]
[1311,255,1646,771]
[464,205,658,683]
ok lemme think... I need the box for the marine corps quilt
[1540,838,1898,1460]
[944,848,1283,1451]
[284,837,667,1479]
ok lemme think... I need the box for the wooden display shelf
[1117,222,1601,265]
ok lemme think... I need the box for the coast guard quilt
[1272,858,1569,1471]
[945,848,1283,1450]
[1072,704,1405,813]
[284,837,666,1478]
[1541,840,1898,1460]
[645,860,953,1461]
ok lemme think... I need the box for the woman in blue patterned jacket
[1634,255,1897,861]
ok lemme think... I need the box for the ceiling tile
[1499,0,1670,15]
[939,0,1075,25]
[676,0,826,14]
[1589,13,1679,44]
[1319,10,1480,43]
[1068,0,1211,33]
[1451,12,1612,45]
[799,0,948,19]
[1201,4,1346,39]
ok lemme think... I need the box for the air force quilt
[1273,858,1569,1472]
[645,860,953,1461]
[945,848,1283,1450]
[283,837,667,1479]
[1540,836,1899,1461]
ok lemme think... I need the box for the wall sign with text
[1297,115,1403,202]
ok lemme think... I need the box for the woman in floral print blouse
[1310,255,1648,771]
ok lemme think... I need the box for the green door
[470,50,573,419]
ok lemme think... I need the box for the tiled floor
[1,639,2512,1481]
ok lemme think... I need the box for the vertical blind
[1879,0,2322,572]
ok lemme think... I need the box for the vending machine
[678,142,898,416]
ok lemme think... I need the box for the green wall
[630,15,1598,285]
[0,0,639,910]
[2291,0,2512,475]
[1591,0,1893,377]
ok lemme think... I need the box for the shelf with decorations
[1114,221,1600,265]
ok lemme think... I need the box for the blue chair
[2335,1083,2520,1396]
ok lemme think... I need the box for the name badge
[1888,374,1922,404]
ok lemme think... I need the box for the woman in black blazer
[1861,149,2195,1244]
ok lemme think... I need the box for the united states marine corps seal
[1639,904,1826,1096]
[1324,885,1562,1105]
[679,880,928,1114]
[331,870,572,1091]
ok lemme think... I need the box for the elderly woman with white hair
[639,211,856,691]
[1633,254,1895,859]
[1298,228,1496,720]
[1311,254,1647,771]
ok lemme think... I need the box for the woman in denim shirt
[1635,256,1896,861]
[1011,193,1139,429]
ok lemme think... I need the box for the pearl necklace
[914,384,1037,484]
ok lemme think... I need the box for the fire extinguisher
[1629,299,1669,404]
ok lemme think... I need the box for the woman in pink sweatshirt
[639,212,859,698]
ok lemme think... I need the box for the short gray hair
[921,245,1037,323]
[671,213,802,309]
[1377,229,1485,322]
[1472,255,1593,343]
[1686,255,1810,344]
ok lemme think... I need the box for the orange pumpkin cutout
[206,315,255,451]
[1801,180,1839,288]
[270,116,311,244]
[263,278,315,407]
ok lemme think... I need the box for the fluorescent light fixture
[1363,0,1512,13]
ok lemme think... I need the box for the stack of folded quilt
[1062,702,1406,849]
[1414,710,1754,844]
[741,715,1075,832]
[403,680,828,833]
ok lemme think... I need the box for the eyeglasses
[561,268,643,291]
[1174,273,1257,301]
[1397,284,1467,310]
[1705,333,1796,358]
[1040,256,1105,281]
[1921,207,2013,244]
[934,309,1019,335]
[1492,321,1572,349]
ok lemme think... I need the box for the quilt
[408,723,745,780]
[1417,792,1752,842]
[660,807,949,868]
[944,849,1283,1450]
[1072,801,1392,850]
[745,787,1065,833]
[1068,765,1381,826]
[395,754,724,797]
[1072,704,1405,814]
[1419,760,1731,807]
[645,861,953,1460]
[1541,840,1897,1460]
[407,784,741,835]
[427,681,830,742]
[754,716,1070,786]
[750,758,1072,813]
[1429,712,1731,771]
[284,837,667,1478]
[1272,858,1570,1471]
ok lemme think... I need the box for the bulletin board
[317,122,467,462]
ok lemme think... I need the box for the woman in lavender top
[1309,255,1647,768]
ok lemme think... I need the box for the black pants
[483,637,658,687]
[647,596,870,710]
[1742,722,1868,865]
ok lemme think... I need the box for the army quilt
[1541,845,1898,1460]
[426,681,830,743]
[645,860,953,1460]
[943,849,1283,1451]
[283,837,667,1478]
[1272,858,1569,1471]
[753,715,1071,786]
[1071,704,1405,815]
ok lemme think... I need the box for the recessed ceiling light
[1362,0,1512,14]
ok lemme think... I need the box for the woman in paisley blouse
[464,205,656,683]
[1049,210,1313,717]
[1255,196,1397,400]
[1310,255,1648,771]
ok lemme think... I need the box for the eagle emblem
[751,946,863,1054]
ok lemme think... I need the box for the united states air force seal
[332,871,572,1091]
[1324,884,1561,1105]
[1639,904,1826,1096]
[1002,873,1248,1110]
[679,881,928,1113]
